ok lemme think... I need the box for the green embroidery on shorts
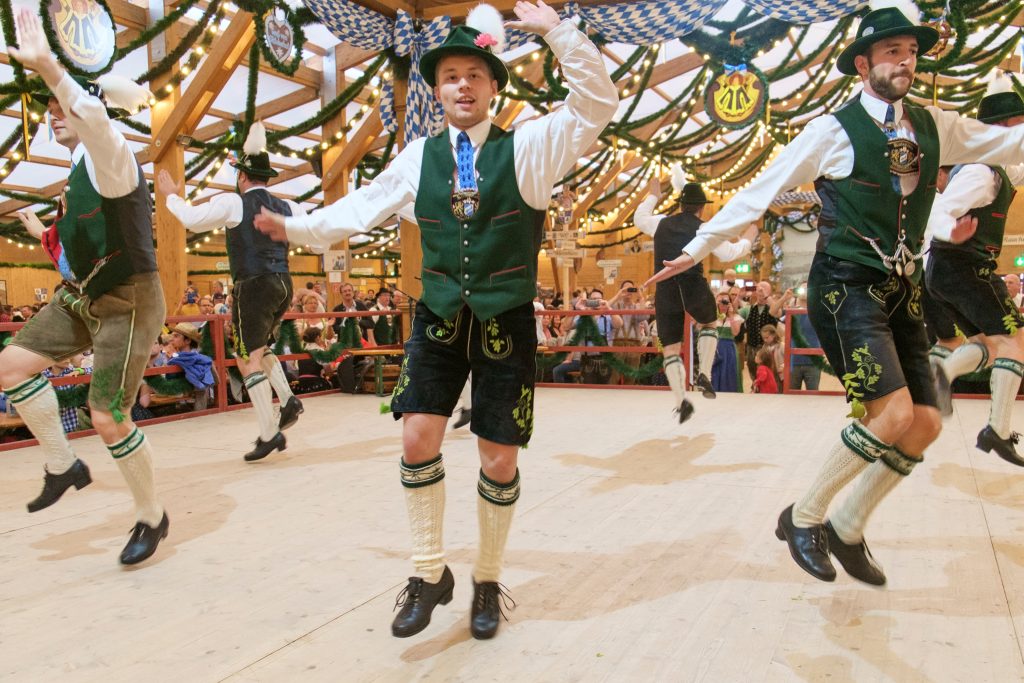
[512,385,533,442]
[842,344,882,406]
[391,356,410,399]
[824,290,839,306]
[426,310,462,345]
[868,275,900,306]
[1003,313,1020,336]
[481,318,512,360]
[906,283,923,321]
[233,323,249,360]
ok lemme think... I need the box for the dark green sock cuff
[478,468,521,506]
[841,420,890,463]
[880,447,922,477]
[400,454,445,488]
[993,357,1024,378]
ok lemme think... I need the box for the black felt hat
[836,6,939,76]
[420,24,509,90]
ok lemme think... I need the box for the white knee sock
[990,358,1024,439]
[260,352,294,402]
[474,469,520,583]
[829,447,921,543]
[942,342,987,381]
[401,455,446,583]
[663,354,686,405]
[8,374,76,474]
[792,420,888,528]
[697,329,718,379]
[244,372,277,441]
[109,428,163,526]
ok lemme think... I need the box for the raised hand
[156,170,183,198]
[505,0,561,36]
[647,176,661,201]
[15,209,46,240]
[643,252,696,288]
[8,9,57,76]
[253,207,289,243]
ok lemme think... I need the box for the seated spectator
[332,282,372,344]
[211,280,227,307]
[43,355,92,433]
[297,293,338,344]
[294,327,333,393]
[367,290,398,346]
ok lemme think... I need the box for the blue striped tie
[883,105,901,194]
[456,131,476,192]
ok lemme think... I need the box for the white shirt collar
[243,185,268,194]
[447,118,492,151]
[860,89,904,125]
[70,144,85,168]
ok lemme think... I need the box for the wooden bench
[350,348,404,396]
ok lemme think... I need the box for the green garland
[136,2,222,84]
[115,0,202,60]
[144,372,195,397]
[55,383,89,410]
[0,261,56,269]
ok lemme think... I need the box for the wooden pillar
[321,46,347,311]
[148,0,186,312]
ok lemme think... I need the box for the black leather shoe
[244,432,286,462]
[774,504,836,582]
[119,512,169,565]
[976,426,1024,467]
[675,399,695,424]
[825,521,886,586]
[930,357,953,417]
[278,396,304,431]
[470,579,515,640]
[392,566,454,638]
[451,407,471,430]
[27,459,91,513]
[696,373,716,399]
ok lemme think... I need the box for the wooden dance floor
[2,389,1023,682]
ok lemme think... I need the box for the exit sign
[1015,254,1024,268]
[735,262,751,274]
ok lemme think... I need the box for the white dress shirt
[165,187,306,233]
[927,163,1024,243]
[634,195,752,262]
[53,73,139,198]
[682,89,1024,263]
[284,19,618,249]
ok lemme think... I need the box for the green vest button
[465,290,471,296]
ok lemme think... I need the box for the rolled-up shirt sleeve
[53,73,138,197]
[927,164,997,243]
[284,138,424,249]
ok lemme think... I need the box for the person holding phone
[634,175,755,421]
[712,295,744,392]
[608,280,647,384]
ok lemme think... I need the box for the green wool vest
[373,313,395,345]
[956,165,1015,259]
[814,98,939,282]
[415,125,545,321]
[58,161,157,298]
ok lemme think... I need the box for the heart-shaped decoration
[264,13,293,63]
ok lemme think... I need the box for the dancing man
[158,122,305,462]
[255,0,615,638]
[634,171,754,421]
[647,1,1024,586]
[4,8,167,564]
[924,79,1024,466]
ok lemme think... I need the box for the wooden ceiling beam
[149,12,255,164]
[570,150,637,225]
[322,106,383,191]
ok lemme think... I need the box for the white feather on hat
[243,121,267,156]
[466,3,507,54]
[868,0,923,24]
[670,164,686,193]
[986,71,1013,97]
[94,74,152,114]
